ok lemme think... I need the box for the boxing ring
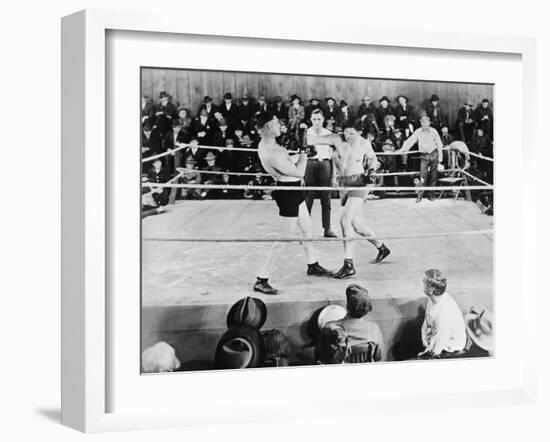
[141,143,494,367]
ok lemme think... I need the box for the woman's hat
[227,296,267,329]
[379,96,390,104]
[215,324,266,369]
[465,308,494,353]
[317,304,347,329]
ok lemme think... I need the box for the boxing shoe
[323,229,337,238]
[307,262,333,276]
[253,278,279,295]
[371,244,390,264]
[331,260,356,279]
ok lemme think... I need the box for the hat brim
[317,305,347,330]
[226,297,267,329]
[465,314,493,352]
[215,324,266,369]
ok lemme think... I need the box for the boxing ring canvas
[61,9,537,433]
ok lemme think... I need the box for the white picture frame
[61,9,537,433]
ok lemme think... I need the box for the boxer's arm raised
[307,133,344,148]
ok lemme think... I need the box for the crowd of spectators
[141,90,494,210]
[141,269,494,372]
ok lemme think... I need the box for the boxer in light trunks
[308,121,391,279]
[253,112,332,295]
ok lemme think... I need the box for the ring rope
[143,228,493,243]
[142,143,486,163]
[460,169,492,186]
[142,170,186,195]
[174,167,461,178]
[466,151,494,163]
[142,182,493,192]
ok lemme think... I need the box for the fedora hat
[202,95,213,103]
[226,296,267,329]
[204,151,217,161]
[465,308,493,353]
[430,94,440,102]
[215,324,265,369]
[379,96,390,104]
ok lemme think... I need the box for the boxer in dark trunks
[254,112,332,295]
[308,121,390,279]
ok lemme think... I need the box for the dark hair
[424,269,447,296]
[256,111,275,130]
[346,284,372,318]
[311,108,324,118]
[317,324,349,364]
[343,118,363,132]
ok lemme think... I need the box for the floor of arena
[142,197,493,310]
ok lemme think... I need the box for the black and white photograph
[140,67,494,373]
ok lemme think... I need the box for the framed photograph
[61,9,537,433]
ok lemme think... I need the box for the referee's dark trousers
[304,158,332,231]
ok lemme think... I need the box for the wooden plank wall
[141,68,493,129]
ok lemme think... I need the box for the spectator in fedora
[147,158,172,206]
[269,96,288,121]
[456,98,476,144]
[464,307,493,357]
[182,136,206,169]
[339,100,355,129]
[375,96,395,129]
[418,269,467,359]
[141,94,156,126]
[220,92,240,127]
[141,120,163,160]
[474,99,493,140]
[305,97,322,122]
[215,324,266,369]
[254,94,269,114]
[424,94,446,134]
[191,107,216,148]
[180,156,205,200]
[316,323,350,365]
[288,94,305,138]
[142,341,181,373]
[394,95,416,137]
[238,93,256,126]
[156,91,178,121]
[324,97,342,131]
[198,95,218,119]
[212,118,234,148]
[329,283,386,362]
[175,107,193,144]
[357,95,377,121]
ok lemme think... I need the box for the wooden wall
[141,68,493,128]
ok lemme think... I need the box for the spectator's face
[190,140,199,148]
[311,100,319,106]
[442,127,449,135]
[343,127,359,143]
[279,124,287,134]
[220,124,228,131]
[222,174,229,182]
[235,129,243,137]
[200,109,208,117]
[363,96,371,105]
[153,160,162,169]
[160,97,169,106]
[258,96,266,104]
[380,100,388,109]
[431,100,439,106]
[477,129,484,137]
[214,111,222,120]
[311,113,324,128]
[420,117,430,129]
[226,139,234,147]
[482,102,489,109]
[398,97,407,106]
[207,158,216,166]
[394,131,402,139]
[178,109,187,119]
[143,129,152,137]
[327,99,335,107]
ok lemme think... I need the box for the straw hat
[465,308,494,353]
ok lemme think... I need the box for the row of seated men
[141,269,493,372]
[141,91,494,169]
